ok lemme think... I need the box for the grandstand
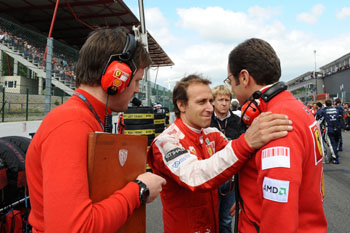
[0,0,175,122]
[286,53,350,104]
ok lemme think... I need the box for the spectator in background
[310,103,317,116]
[153,102,165,114]
[0,31,4,41]
[317,99,342,164]
[315,102,323,114]
[344,103,350,130]
[210,85,245,233]
[231,99,241,117]
[335,98,344,151]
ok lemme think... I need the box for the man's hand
[136,172,166,203]
[245,112,293,150]
[230,203,237,216]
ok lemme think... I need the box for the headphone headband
[241,81,287,125]
[102,34,137,76]
[260,82,287,102]
[120,34,137,62]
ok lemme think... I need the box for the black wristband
[133,179,149,205]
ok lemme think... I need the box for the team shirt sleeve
[148,132,254,191]
[255,129,305,232]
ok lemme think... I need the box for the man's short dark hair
[75,27,152,87]
[325,100,332,107]
[316,102,323,108]
[335,98,341,105]
[228,38,281,85]
[172,74,211,118]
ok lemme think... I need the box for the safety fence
[0,85,174,123]
[0,86,69,122]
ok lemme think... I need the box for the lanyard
[215,117,228,135]
[73,91,104,131]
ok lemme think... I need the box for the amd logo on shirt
[262,177,289,203]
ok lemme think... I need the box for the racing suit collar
[175,118,205,144]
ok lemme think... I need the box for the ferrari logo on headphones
[114,70,122,78]
[113,69,129,82]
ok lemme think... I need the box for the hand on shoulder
[244,112,293,149]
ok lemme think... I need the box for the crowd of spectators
[0,21,77,85]
[323,64,350,77]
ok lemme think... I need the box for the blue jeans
[218,179,235,233]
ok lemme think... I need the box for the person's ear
[177,100,186,113]
[240,69,251,88]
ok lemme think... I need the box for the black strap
[73,91,104,131]
[260,82,287,102]
[234,174,239,233]
[234,173,260,233]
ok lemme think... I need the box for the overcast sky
[123,0,350,89]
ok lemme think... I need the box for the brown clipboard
[87,132,148,233]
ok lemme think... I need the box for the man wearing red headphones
[26,27,166,233]
[226,38,327,233]
[147,74,293,233]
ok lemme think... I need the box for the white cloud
[296,4,325,25]
[337,7,350,19]
[149,42,233,88]
[144,8,177,47]
[176,6,284,43]
[248,5,281,21]
[146,5,350,88]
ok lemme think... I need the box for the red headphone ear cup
[101,61,132,95]
[241,99,261,125]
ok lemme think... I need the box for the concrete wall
[19,75,38,94]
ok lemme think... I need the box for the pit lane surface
[323,131,350,233]
[146,131,350,232]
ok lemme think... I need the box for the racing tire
[124,107,154,125]
[0,139,26,208]
[1,136,31,154]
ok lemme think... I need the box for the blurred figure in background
[211,85,245,233]
[335,98,344,151]
[318,99,342,164]
[231,99,241,117]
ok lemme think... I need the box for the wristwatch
[133,179,150,205]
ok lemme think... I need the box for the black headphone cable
[104,94,113,133]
